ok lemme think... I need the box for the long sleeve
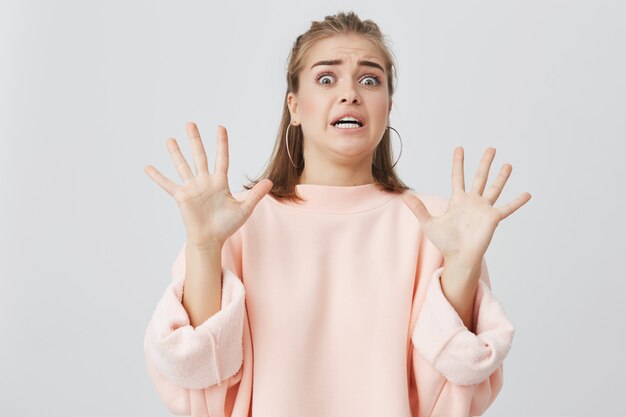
[143,221,254,416]
[408,256,515,416]
[145,256,245,389]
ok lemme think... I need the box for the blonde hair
[243,11,412,203]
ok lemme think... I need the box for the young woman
[143,11,530,417]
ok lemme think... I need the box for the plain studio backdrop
[1,1,624,416]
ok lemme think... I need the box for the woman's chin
[324,136,375,158]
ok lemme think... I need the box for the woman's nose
[341,96,360,103]
[340,82,361,103]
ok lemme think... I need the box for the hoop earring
[285,122,304,169]
[372,126,403,170]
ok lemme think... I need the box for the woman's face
[287,33,391,169]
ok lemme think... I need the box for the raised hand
[144,122,273,249]
[402,147,531,269]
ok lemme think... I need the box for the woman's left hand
[402,146,532,270]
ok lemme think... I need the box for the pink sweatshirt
[143,183,515,417]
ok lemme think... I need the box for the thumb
[240,179,273,216]
[402,192,432,225]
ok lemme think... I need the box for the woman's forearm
[440,259,481,332]
[181,243,224,328]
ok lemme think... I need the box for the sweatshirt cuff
[145,267,245,389]
[411,266,515,385]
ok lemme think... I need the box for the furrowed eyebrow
[310,59,385,74]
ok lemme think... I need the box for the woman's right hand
[144,122,273,249]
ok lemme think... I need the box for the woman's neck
[297,173,375,187]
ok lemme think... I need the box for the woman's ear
[287,92,299,123]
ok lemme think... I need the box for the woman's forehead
[305,35,384,68]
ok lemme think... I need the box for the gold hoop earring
[372,126,403,170]
[285,122,304,169]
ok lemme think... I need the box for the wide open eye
[316,73,335,85]
[360,75,381,86]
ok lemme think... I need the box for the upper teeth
[335,117,361,124]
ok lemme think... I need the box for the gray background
[1,0,624,416]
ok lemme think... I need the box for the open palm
[144,122,273,248]
[402,147,532,266]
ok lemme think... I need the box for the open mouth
[331,116,365,130]
[332,120,363,129]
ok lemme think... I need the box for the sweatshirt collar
[268,182,399,214]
